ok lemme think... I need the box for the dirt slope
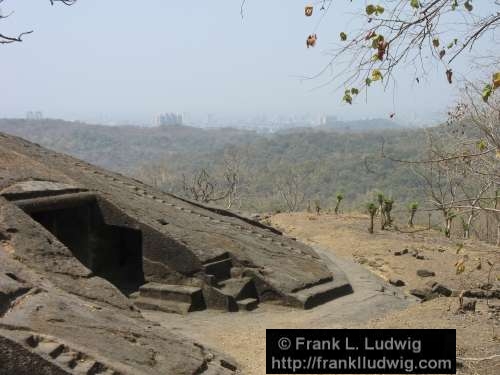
[269,212,500,375]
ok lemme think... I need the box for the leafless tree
[413,160,460,237]
[181,168,233,206]
[274,169,306,213]
[135,148,247,210]
[134,162,174,190]
[385,85,500,241]
[220,148,245,209]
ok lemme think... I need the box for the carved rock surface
[0,131,353,373]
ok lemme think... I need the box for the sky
[0,0,494,125]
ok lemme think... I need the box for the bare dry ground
[269,213,500,375]
[270,213,499,296]
[146,212,499,375]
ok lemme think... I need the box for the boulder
[389,278,405,287]
[460,298,477,312]
[432,283,452,297]
[409,288,436,301]
[417,269,435,278]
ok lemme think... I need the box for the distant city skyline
[2,1,491,126]
[14,111,438,132]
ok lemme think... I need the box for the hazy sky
[1,0,493,125]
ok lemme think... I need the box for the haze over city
[1,2,499,374]
[1,0,484,126]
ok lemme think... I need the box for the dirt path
[144,213,499,374]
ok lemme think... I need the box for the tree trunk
[496,221,500,247]
[464,212,474,240]
[445,217,452,238]
[386,212,392,227]
[369,215,374,234]
[408,210,416,227]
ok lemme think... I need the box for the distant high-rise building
[319,115,338,126]
[154,112,183,126]
[26,111,43,120]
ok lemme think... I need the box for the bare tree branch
[0,0,77,45]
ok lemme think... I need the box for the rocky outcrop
[0,131,353,373]
[0,246,238,374]
[0,131,352,311]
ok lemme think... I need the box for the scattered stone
[425,280,437,288]
[431,283,452,297]
[417,269,435,278]
[376,285,386,292]
[463,289,500,299]
[409,288,435,300]
[416,254,425,260]
[393,248,409,256]
[460,298,476,312]
[389,278,405,287]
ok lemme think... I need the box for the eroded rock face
[0,131,351,309]
[0,131,352,373]
[0,248,237,374]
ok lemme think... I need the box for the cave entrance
[25,195,145,295]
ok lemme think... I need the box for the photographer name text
[291,337,422,353]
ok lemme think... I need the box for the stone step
[6,330,125,375]
[237,298,259,311]
[54,350,79,368]
[139,283,204,307]
[217,277,257,301]
[73,359,106,374]
[203,258,232,282]
[134,296,193,315]
[72,360,96,374]
[289,279,353,310]
[202,286,238,312]
[35,341,65,358]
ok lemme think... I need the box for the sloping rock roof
[0,131,350,302]
[0,131,352,373]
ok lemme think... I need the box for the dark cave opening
[29,200,145,295]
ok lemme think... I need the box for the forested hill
[0,118,428,212]
[0,119,257,171]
